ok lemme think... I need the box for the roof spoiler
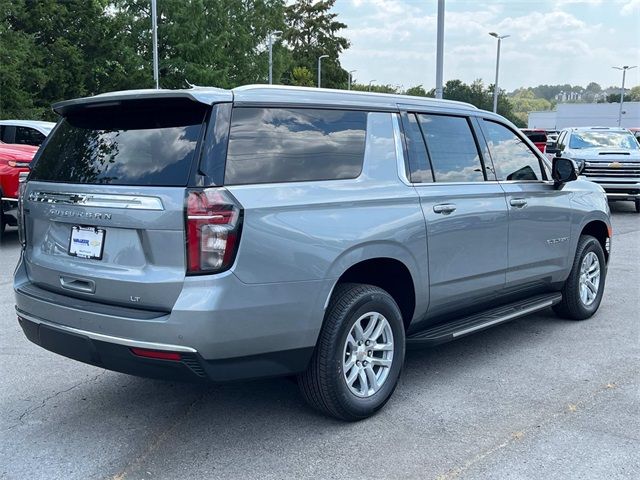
[52,88,233,116]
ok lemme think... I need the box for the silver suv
[14,86,611,420]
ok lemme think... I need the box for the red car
[1,143,38,240]
[520,129,548,153]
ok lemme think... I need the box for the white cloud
[621,0,640,13]
[336,0,640,90]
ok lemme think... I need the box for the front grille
[583,162,640,178]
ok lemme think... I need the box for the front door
[402,112,508,317]
[478,119,573,288]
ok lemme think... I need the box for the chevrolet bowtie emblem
[609,162,622,168]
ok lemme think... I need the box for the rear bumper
[17,312,313,382]
[14,257,332,381]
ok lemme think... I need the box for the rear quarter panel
[226,112,429,323]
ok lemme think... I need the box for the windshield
[568,131,639,150]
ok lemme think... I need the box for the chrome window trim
[28,191,164,210]
[16,309,197,353]
[392,113,412,186]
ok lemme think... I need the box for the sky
[332,0,640,91]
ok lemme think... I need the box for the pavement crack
[107,386,214,480]
[3,370,107,431]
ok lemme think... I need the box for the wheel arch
[325,246,424,331]
[580,219,611,263]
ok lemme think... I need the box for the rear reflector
[130,348,182,361]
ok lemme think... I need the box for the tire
[553,235,606,320]
[298,283,405,421]
[635,199,640,214]
[0,206,5,243]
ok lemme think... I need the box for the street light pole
[268,30,282,85]
[368,80,376,92]
[348,70,357,90]
[317,55,329,88]
[435,0,445,99]
[151,0,159,89]
[613,65,637,127]
[489,32,509,113]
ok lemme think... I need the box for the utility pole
[489,32,510,113]
[317,55,329,88]
[613,65,637,127]
[368,80,377,92]
[435,0,445,99]
[151,0,159,89]
[268,31,282,85]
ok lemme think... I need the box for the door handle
[59,276,95,294]
[509,198,528,208]
[433,203,457,214]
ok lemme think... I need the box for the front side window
[482,120,543,181]
[225,108,366,185]
[417,114,484,182]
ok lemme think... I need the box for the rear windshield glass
[30,100,207,186]
[523,132,547,143]
[225,108,367,185]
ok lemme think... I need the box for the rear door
[402,111,508,316]
[478,119,573,288]
[24,97,214,312]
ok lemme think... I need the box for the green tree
[350,83,397,94]
[405,85,428,97]
[114,0,286,89]
[283,0,349,89]
[291,66,314,87]
[626,85,640,101]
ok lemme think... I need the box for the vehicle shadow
[0,226,20,247]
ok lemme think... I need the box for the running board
[407,293,562,346]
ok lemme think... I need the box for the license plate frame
[68,225,106,260]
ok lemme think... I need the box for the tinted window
[483,120,543,181]
[417,114,484,182]
[15,127,46,146]
[30,101,207,186]
[402,113,433,183]
[225,108,366,185]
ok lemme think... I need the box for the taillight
[8,161,30,168]
[17,178,28,247]
[185,188,242,274]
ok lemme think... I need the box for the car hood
[565,147,640,161]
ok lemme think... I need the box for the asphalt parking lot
[1,202,638,480]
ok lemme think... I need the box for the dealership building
[528,102,640,130]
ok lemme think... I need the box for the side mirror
[546,145,560,156]
[552,157,578,187]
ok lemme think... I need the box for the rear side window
[482,120,543,181]
[30,100,207,186]
[417,114,484,182]
[402,113,433,183]
[15,127,46,146]
[224,108,366,185]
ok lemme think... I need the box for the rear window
[522,131,547,143]
[30,100,207,186]
[224,108,367,185]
